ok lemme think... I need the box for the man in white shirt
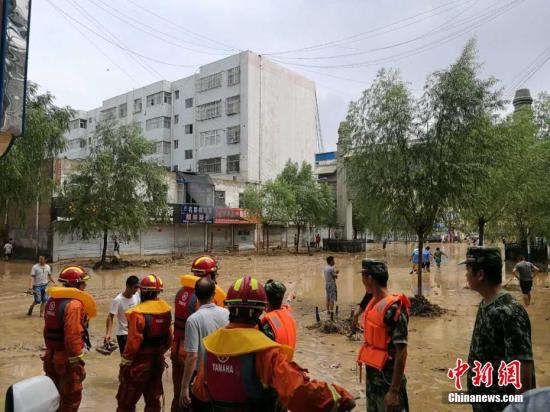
[180,276,229,409]
[27,255,55,316]
[104,275,140,354]
[3,239,13,261]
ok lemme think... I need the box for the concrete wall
[246,52,317,183]
[52,223,256,261]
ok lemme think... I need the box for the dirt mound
[409,295,446,317]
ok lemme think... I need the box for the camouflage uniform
[365,302,409,412]
[468,291,535,412]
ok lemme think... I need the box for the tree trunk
[101,229,108,264]
[417,231,424,297]
[478,218,486,247]
[296,226,300,253]
[266,224,270,254]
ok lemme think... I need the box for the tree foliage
[343,40,503,295]
[242,160,335,252]
[0,84,72,228]
[56,123,169,263]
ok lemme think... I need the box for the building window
[227,66,240,86]
[155,141,171,155]
[147,91,171,107]
[185,98,193,108]
[227,154,240,173]
[132,121,142,130]
[199,130,221,147]
[239,193,244,208]
[198,157,221,174]
[226,95,240,115]
[173,139,179,149]
[214,191,225,207]
[185,124,193,134]
[196,72,222,92]
[69,119,88,130]
[134,98,142,113]
[100,107,117,122]
[227,125,240,143]
[88,117,93,124]
[185,149,193,159]
[196,100,222,121]
[174,90,180,99]
[174,114,179,124]
[146,116,171,130]
[119,103,127,118]
[79,138,87,148]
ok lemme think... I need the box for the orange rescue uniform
[42,288,96,412]
[357,294,410,371]
[116,299,172,412]
[170,275,225,412]
[192,325,354,412]
[260,304,297,349]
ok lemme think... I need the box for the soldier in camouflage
[359,259,409,412]
[463,247,535,412]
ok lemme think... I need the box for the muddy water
[1,243,549,411]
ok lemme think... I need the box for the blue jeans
[33,284,48,304]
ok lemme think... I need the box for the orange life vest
[260,305,297,349]
[357,294,410,371]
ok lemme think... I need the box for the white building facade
[62,51,318,208]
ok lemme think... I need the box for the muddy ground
[1,242,549,411]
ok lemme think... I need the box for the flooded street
[1,242,549,410]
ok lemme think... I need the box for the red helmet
[191,255,219,277]
[140,274,164,292]
[225,276,266,310]
[59,266,90,287]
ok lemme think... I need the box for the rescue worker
[260,279,297,350]
[357,259,410,412]
[462,247,535,412]
[42,266,96,412]
[116,274,172,412]
[171,255,225,412]
[192,276,356,411]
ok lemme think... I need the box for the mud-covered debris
[307,318,361,340]
[409,295,446,317]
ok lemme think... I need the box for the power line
[504,44,550,99]
[52,5,140,86]
[275,0,517,62]
[46,0,199,69]
[273,0,523,69]
[87,0,234,55]
[124,0,241,53]
[264,0,474,56]
[62,0,164,80]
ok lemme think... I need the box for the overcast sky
[29,0,550,151]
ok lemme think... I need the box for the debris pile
[409,295,446,317]
[307,318,361,340]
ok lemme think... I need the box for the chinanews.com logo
[444,358,524,405]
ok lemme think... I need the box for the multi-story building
[62,51,319,208]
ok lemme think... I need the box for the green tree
[0,84,71,252]
[495,106,550,246]
[241,180,295,252]
[534,91,550,139]
[343,40,502,296]
[56,122,169,265]
[278,160,334,252]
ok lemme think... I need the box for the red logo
[447,358,469,390]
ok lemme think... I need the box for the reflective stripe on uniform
[328,384,341,412]
[68,354,84,364]
[120,357,133,365]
